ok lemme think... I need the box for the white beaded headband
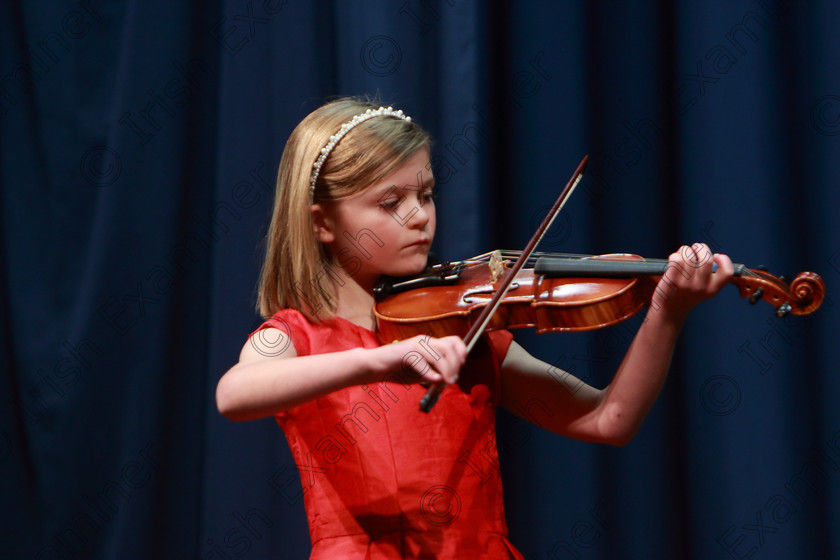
[309,106,412,200]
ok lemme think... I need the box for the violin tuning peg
[748,287,764,305]
[755,265,769,272]
[775,303,792,317]
[779,275,789,284]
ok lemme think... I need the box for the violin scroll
[731,269,825,317]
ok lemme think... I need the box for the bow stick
[419,155,589,412]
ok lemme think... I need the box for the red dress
[253,309,524,559]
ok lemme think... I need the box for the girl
[216,97,734,559]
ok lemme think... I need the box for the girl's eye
[379,197,400,210]
[420,190,437,205]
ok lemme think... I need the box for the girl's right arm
[215,329,466,421]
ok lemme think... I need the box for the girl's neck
[332,274,379,331]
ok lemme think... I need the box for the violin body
[373,253,826,343]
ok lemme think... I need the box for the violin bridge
[489,249,505,284]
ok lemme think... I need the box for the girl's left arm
[499,243,733,446]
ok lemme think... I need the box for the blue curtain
[2,1,838,558]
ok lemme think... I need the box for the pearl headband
[309,106,412,200]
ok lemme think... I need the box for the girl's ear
[311,204,335,243]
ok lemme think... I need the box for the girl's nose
[409,196,430,228]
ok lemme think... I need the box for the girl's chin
[384,260,429,278]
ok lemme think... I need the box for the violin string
[469,250,595,265]
[467,250,763,280]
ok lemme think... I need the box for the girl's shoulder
[249,309,380,357]
[253,308,312,332]
[249,308,315,356]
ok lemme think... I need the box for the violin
[375,156,826,411]
[373,250,826,343]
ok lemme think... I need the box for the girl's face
[314,149,436,287]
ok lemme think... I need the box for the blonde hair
[257,97,431,321]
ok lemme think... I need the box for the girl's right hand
[371,334,467,386]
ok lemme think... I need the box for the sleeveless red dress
[253,309,524,559]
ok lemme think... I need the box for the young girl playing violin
[215,97,734,559]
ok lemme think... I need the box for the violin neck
[533,257,747,278]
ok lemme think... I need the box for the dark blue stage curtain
[2,1,838,558]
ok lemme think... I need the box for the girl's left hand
[651,242,734,322]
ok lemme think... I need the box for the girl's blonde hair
[257,97,431,321]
